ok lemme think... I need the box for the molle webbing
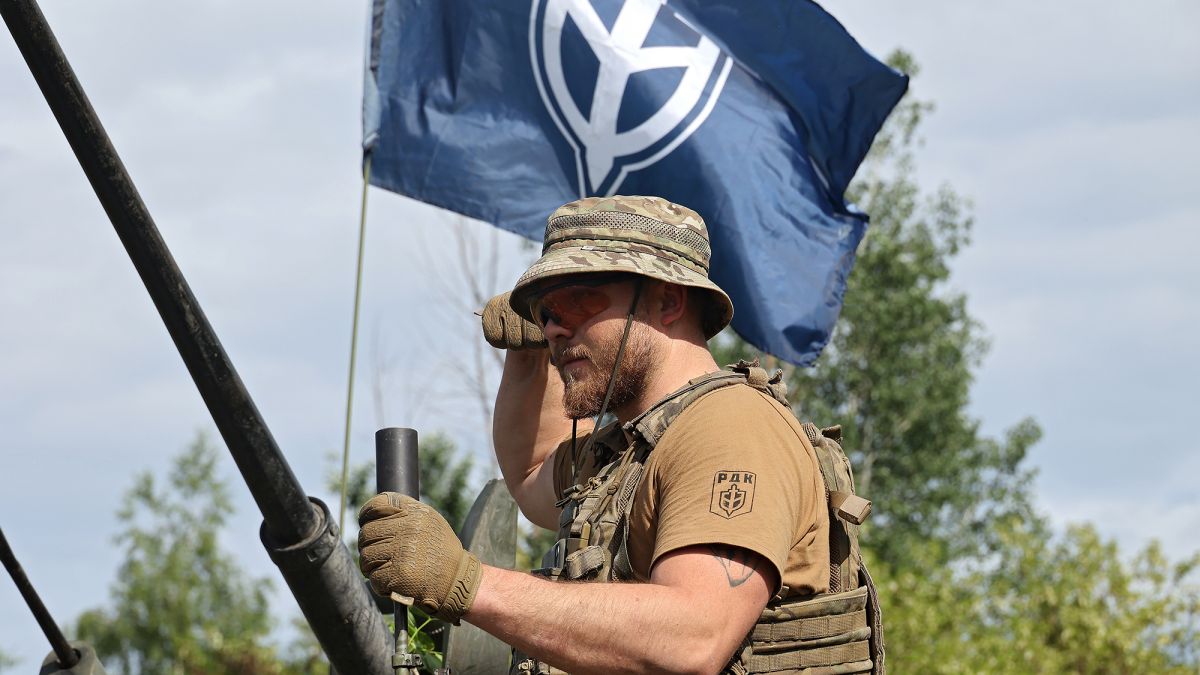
[802,422,862,595]
[744,586,874,674]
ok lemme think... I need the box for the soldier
[359,196,879,674]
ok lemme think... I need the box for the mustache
[552,345,590,368]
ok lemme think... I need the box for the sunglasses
[527,273,634,330]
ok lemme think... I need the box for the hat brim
[510,245,733,339]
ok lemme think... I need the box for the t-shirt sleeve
[647,387,807,592]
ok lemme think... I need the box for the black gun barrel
[0,1,392,671]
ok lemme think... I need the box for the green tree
[73,432,291,674]
[715,50,1200,672]
[713,50,1039,569]
[417,434,477,531]
[0,648,16,673]
[875,519,1200,673]
[516,522,557,572]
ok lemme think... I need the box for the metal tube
[375,428,420,497]
[375,428,421,675]
[1,2,393,671]
[261,499,393,674]
[0,528,79,668]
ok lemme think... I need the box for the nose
[541,316,572,343]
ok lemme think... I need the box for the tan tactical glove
[481,291,547,350]
[358,493,482,624]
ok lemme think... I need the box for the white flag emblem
[530,0,732,197]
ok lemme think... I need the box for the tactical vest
[512,362,885,675]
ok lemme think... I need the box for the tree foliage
[516,522,558,572]
[73,433,307,674]
[716,50,1038,570]
[714,50,1200,672]
[876,521,1200,673]
[417,434,477,531]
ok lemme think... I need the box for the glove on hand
[358,492,482,624]
[481,291,547,350]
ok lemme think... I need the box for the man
[359,196,878,674]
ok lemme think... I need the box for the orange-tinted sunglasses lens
[532,286,613,330]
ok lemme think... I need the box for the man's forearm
[466,565,726,675]
[493,350,566,460]
[492,350,585,527]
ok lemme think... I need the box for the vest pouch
[744,585,874,674]
[532,536,589,580]
[564,545,607,579]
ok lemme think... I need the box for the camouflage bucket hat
[510,195,733,339]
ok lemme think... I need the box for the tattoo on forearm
[707,545,760,588]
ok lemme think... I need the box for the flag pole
[337,156,372,537]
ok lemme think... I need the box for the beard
[555,321,656,420]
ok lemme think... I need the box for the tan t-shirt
[553,384,830,598]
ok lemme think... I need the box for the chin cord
[570,279,644,477]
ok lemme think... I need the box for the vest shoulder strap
[626,370,745,447]
[626,359,792,448]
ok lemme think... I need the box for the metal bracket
[392,651,423,667]
[259,497,339,569]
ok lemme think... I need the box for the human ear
[658,283,687,327]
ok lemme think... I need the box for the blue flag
[364,0,907,365]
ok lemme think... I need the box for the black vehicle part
[0,1,392,672]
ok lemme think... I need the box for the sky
[1,0,1197,669]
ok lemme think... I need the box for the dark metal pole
[376,428,422,674]
[0,528,78,668]
[375,427,420,498]
[0,1,392,671]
